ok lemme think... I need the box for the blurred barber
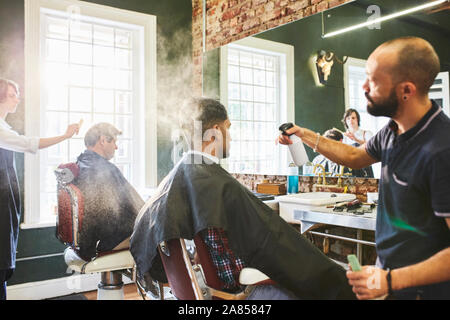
[0,78,80,300]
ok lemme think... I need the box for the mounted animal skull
[315,50,348,84]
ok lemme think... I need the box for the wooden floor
[83,283,144,300]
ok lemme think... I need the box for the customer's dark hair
[179,97,228,147]
[341,108,360,129]
[84,122,122,147]
[323,129,343,141]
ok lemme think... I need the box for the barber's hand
[64,123,81,139]
[276,124,304,145]
[346,266,389,300]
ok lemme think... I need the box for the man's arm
[278,124,378,169]
[347,218,450,300]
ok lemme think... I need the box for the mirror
[202,0,449,179]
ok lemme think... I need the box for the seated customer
[74,123,144,260]
[130,98,355,300]
[312,129,344,176]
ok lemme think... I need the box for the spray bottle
[279,122,309,167]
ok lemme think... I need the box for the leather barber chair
[158,233,275,300]
[55,163,137,300]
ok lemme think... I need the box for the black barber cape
[75,150,144,260]
[130,153,355,299]
[0,148,21,270]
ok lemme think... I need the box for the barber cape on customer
[130,152,355,300]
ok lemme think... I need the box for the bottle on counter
[287,162,299,194]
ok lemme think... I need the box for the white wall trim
[7,273,133,300]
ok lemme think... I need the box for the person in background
[312,129,344,176]
[341,108,373,146]
[341,109,375,178]
[73,122,144,261]
[278,37,450,299]
[0,78,80,300]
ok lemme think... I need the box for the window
[344,57,388,178]
[220,37,294,174]
[429,71,449,116]
[23,0,157,227]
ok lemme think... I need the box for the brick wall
[192,0,352,94]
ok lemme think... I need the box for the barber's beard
[366,89,399,118]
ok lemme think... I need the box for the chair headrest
[55,163,80,184]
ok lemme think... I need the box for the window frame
[23,0,157,228]
[219,37,294,174]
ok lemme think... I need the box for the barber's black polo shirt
[366,100,450,297]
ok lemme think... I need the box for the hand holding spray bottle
[279,123,309,194]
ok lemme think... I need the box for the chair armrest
[239,268,275,286]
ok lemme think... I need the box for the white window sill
[20,221,56,230]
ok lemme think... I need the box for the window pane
[253,69,265,86]
[93,45,114,67]
[240,67,253,84]
[46,140,68,162]
[266,71,275,87]
[69,139,86,162]
[115,29,132,49]
[228,65,239,82]
[228,48,239,65]
[115,70,132,90]
[240,122,254,139]
[116,91,132,114]
[239,51,252,68]
[70,87,92,112]
[227,101,240,120]
[46,16,68,40]
[116,48,132,69]
[228,83,240,100]
[94,25,114,46]
[253,54,265,69]
[70,65,92,86]
[241,102,253,121]
[94,89,114,113]
[93,113,114,124]
[93,67,115,89]
[45,62,69,86]
[70,22,93,43]
[116,115,132,138]
[254,103,265,121]
[46,39,68,62]
[241,84,253,101]
[70,42,92,65]
[45,112,68,137]
[46,85,68,111]
[253,86,265,103]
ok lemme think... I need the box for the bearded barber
[0,78,81,300]
[278,37,450,300]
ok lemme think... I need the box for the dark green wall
[0,0,191,286]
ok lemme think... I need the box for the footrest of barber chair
[239,268,275,286]
[64,247,135,274]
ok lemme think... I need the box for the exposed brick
[317,1,329,12]
[253,0,268,6]
[242,17,261,31]
[221,7,241,21]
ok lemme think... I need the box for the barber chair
[158,234,275,300]
[55,163,137,300]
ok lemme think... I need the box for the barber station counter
[265,195,377,262]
